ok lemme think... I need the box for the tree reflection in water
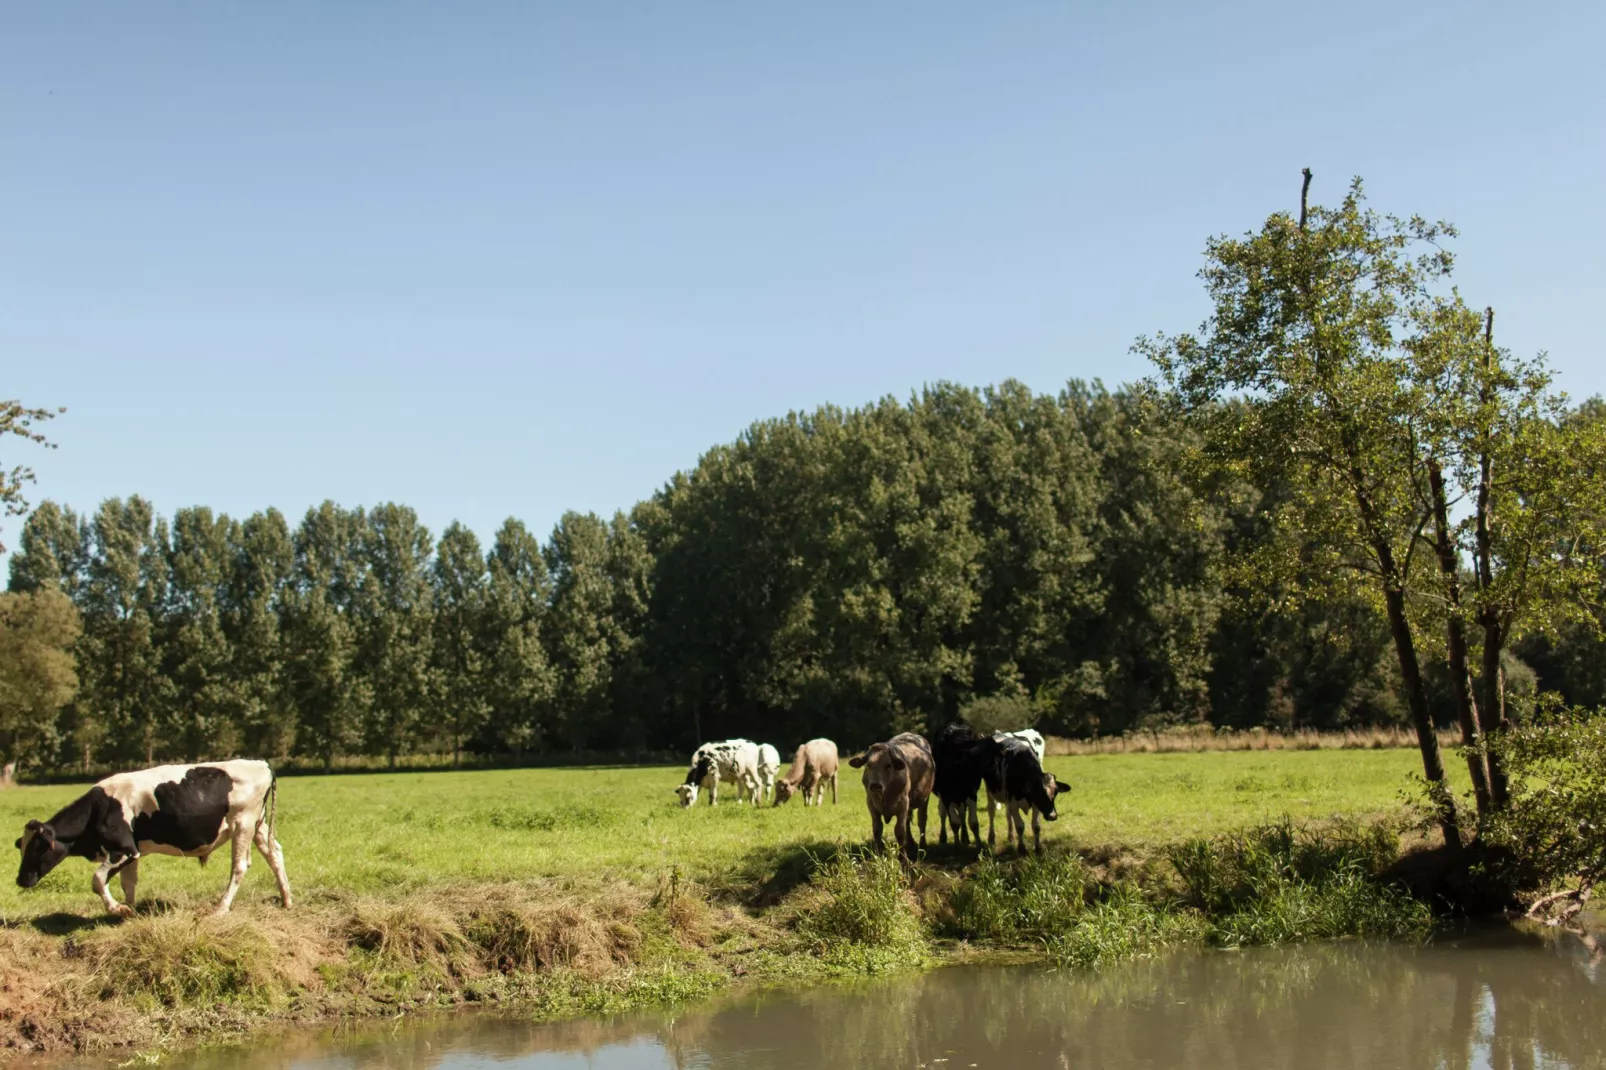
[153,925,1605,1070]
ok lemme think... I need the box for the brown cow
[847,732,934,857]
[773,738,840,807]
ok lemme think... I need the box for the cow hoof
[109,904,135,919]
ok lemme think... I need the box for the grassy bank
[0,750,1462,1060]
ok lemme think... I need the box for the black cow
[932,724,1001,847]
[14,759,292,917]
[990,740,1071,855]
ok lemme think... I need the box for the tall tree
[482,518,555,758]
[430,522,490,767]
[164,506,239,760]
[1143,174,1464,845]
[225,509,295,760]
[0,588,81,774]
[353,504,434,766]
[7,501,88,596]
[282,502,366,770]
[543,512,617,750]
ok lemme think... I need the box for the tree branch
[1300,168,1313,230]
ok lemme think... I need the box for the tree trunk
[1429,458,1493,814]
[1474,306,1511,809]
[1372,534,1461,847]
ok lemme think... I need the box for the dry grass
[1046,725,1460,756]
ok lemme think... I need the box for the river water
[53,925,1606,1069]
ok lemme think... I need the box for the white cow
[756,743,781,803]
[675,740,763,807]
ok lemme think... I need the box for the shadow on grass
[19,911,121,936]
[721,840,845,908]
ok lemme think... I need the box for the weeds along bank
[0,751,1465,1058]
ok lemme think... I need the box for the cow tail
[256,773,278,846]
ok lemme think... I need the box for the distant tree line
[5,375,1601,775]
[5,175,1605,793]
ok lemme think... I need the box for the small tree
[1141,173,1464,845]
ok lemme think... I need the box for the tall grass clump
[1168,819,1432,946]
[944,853,1089,941]
[1043,884,1206,968]
[794,849,926,971]
[74,915,308,1011]
[943,853,1201,967]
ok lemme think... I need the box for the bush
[959,694,1038,736]
[1168,819,1430,946]
[795,849,926,969]
[944,853,1088,941]
[1481,702,1606,920]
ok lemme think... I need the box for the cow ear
[12,839,19,849]
[1055,780,1072,794]
[848,754,867,768]
[890,755,907,771]
[24,819,42,833]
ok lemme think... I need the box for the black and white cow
[987,739,1070,855]
[933,723,1002,847]
[675,740,763,807]
[14,759,292,917]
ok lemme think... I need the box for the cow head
[15,820,69,889]
[675,783,699,808]
[849,744,905,802]
[1032,775,1073,821]
[773,780,796,806]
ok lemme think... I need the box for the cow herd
[13,725,1063,919]
[678,725,1067,858]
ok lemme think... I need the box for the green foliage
[1043,884,1205,968]
[0,588,80,769]
[1479,702,1606,912]
[1169,819,1430,946]
[959,693,1038,736]
[794,849,927,969]
[0,399,62,554]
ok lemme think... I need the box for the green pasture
[0,749,1454,921]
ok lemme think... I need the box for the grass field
[0,748,1450,921]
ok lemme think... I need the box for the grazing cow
[756,743,781,804]
[773,738,839,807]
[989,739,1071,855]
[675,740,763,807]
[847,732,934,857]
[933,724,1002,846]
[983,728,1047,828]
[14,759,291,917]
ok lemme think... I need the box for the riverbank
[0,751,1470,1060]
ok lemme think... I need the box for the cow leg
[871,811,885,852]
[938,801,949,845]
[117,857,140,914]
[213,823,255,916]
[966,797,981,846]
[830,773,838,805]
[1032,810,1044,855]
[916,797,929,848]
[1013,804,1029,856]
[254,822,293,908]
[93,858,135,917]
[707,779,718,807]
[894,802,912,858]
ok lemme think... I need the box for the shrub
[959,694,1038,736]
[1481,702,1606,920]
[944,853,1088,941]
[795,849,926,969]
[1168,819,1429,946]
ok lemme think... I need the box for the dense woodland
[4,178,1605,796]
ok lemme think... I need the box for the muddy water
[63,927,1606,1069]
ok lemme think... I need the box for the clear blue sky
[5,2,1602,558]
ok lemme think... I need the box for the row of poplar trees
[4,175,1604,802]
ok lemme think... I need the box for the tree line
[4,176,1604,801]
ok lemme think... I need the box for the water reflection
[62,927,1606,1070]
